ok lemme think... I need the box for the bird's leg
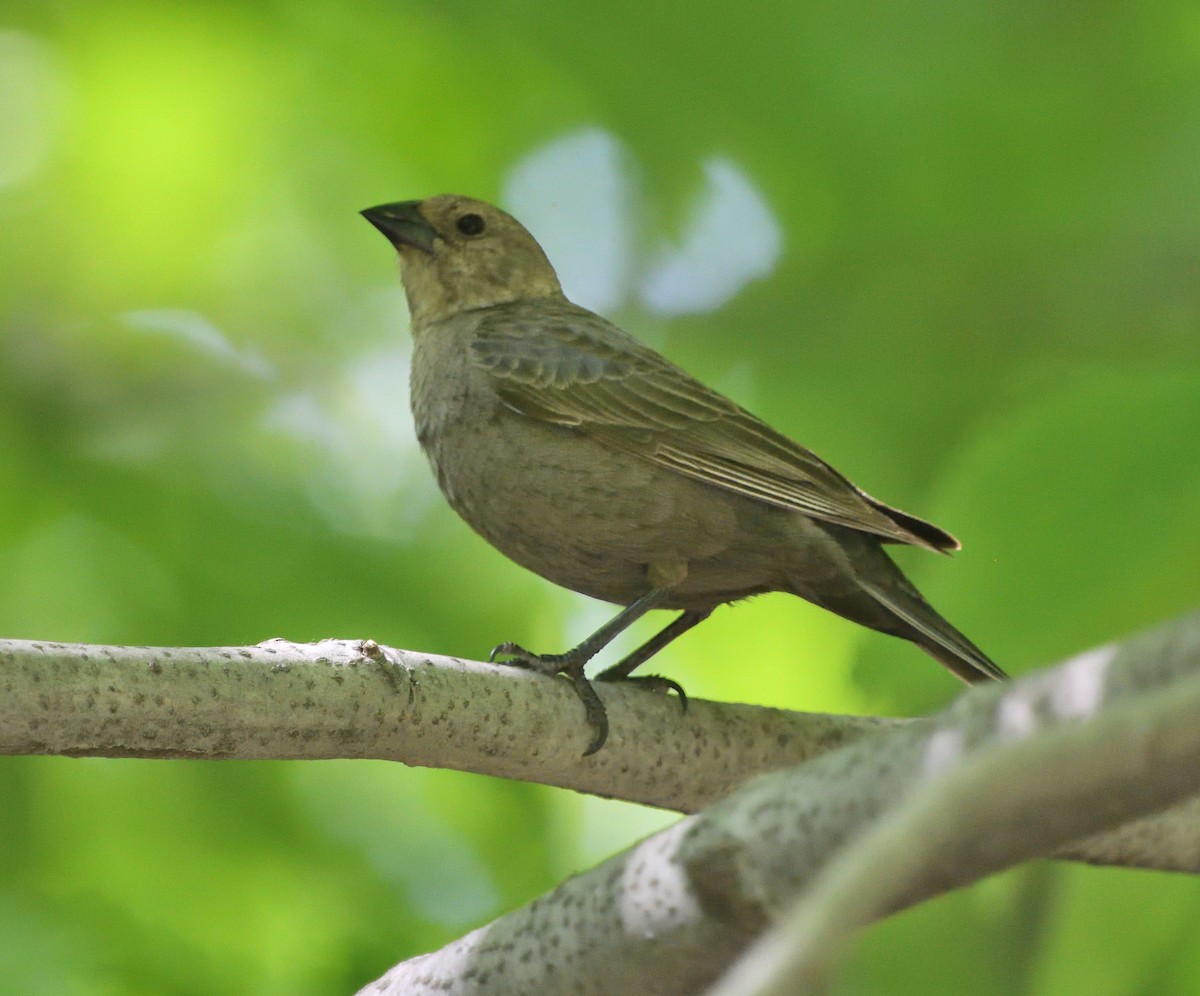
[490,587,672,755]
[490,587,672,674]
[594,608,711,708]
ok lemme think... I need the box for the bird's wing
[470,305,958,551]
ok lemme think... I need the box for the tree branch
[0,636,891,812]
[361,611,1200,996]
[7,615,1200,995]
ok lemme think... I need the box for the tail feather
[858,576,1008,684]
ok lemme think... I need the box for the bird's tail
[857,574,1007,683]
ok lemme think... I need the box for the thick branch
[363,612,1200,996]
[9,617,1200,995]
[0,637,891,812]
[708,627,1200,994]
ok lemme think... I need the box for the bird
[362,194,1006,754]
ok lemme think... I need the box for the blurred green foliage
[1,1,1199,992]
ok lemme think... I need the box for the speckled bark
[4,617,1200,996]
[709,615,1200,995]
[0,636,891,812]
[362,613,1200,996]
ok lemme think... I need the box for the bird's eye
[456,213,486,236]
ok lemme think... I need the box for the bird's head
[361,195,563,327]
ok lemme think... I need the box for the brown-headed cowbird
[362,195,1006,754]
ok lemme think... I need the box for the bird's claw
[489,642,573,677]
[595,669,688,712]
[488,642,609,755]
[570,673,610,756]
[488,641,527,664]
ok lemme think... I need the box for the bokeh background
[2,2,1200,993]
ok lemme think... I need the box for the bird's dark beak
[361,201,437,254]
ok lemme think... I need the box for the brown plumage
[363,194,1006,753]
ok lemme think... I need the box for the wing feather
[470,301,958,551]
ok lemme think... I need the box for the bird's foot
[595,670,688,712]
[489,642,610,755]
[489,641,582,676]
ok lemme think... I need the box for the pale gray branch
[707,621,1200,995]
[6,615,1200,996]
[363,612,1200,996]
[0,636,888,812]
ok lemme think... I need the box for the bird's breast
[407,325,785,608]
